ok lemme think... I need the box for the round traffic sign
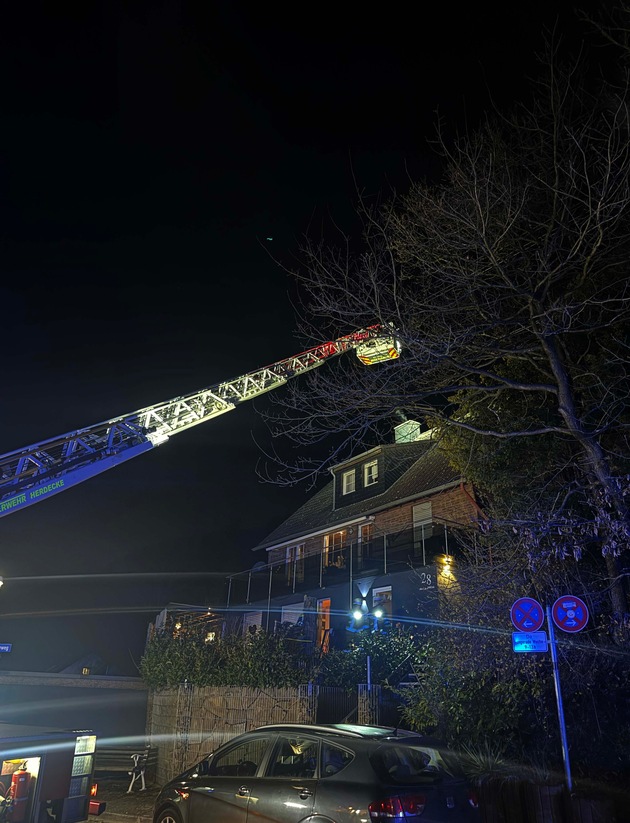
[552,595,589,633]
[510,597,544,632]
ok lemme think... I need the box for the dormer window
[363,460,379,486]
[342,469,356,495]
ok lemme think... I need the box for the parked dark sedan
[153,722,480,823]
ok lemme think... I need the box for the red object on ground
[89,801,107,816]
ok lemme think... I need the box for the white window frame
[413,502,433,564]
[323,530,347,568]
[372,585,393,618]
[363,460,379,486]
[357,522,374,566]
[342,469,356,495]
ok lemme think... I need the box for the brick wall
[372,483,479,538]
[266,484,479,566]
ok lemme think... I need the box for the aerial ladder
[0,326,401,518]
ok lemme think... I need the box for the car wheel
[155,807,183,823]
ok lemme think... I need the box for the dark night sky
[0,2,601,675]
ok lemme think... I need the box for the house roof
[252,440,461,552]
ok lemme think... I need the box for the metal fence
[226,526,454,609]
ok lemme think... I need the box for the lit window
[323,530,347,568]
[286,544,305,586]
[372,586,392,619]
[317,598,331,653]
[342,469,356,494]
[363,460,378,486]
[360,522,374,543]
[81,667,91,676]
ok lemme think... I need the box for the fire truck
[0,326,400,518]
[0,725,98,823]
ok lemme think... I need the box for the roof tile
[253,441,460,551]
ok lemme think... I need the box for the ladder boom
[0,325,389,517]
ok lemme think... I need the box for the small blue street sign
[512,631,548,653]
[0,644,12,653]
[552,595,589,633]
[510,597,544,632]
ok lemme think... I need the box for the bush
[140,630,312,690]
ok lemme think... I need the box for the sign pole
[546,605,573,792]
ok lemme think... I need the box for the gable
[252,441,461,552]
[332,442,431,510]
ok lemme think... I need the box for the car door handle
[237,786,250,797]
[298,788,313,799]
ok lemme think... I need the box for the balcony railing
[226,523,455,609]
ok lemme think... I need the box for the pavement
[92,777,161,823]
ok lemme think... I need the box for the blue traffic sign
[510,597,544,632]
[512,631,548,653]
[552,595,589,633]
[0,644,12,653]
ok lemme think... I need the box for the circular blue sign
[552,595,589,633]
[510,597,544,632]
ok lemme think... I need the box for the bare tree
[263,43,630,625]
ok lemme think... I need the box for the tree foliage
[317,625,422,690]
[399,552,630,780]
[263,23,630,624]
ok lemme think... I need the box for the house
[224,421,482,651]
[146,603,224,645]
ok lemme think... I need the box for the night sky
[0,2,599,675]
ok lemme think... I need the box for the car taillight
[468,789,479,809]
[368,794,426,819]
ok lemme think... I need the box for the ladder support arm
[0,325,388,517]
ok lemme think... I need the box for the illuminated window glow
[363,460,378,486]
